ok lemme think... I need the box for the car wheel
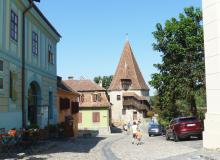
[149,134,151,137]
[165,133,169,140]
[198,134,203,140]
[174,133,179,142]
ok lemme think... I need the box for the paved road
[111,134,202,160]
[24,133,208,160]
[24,121,220,160]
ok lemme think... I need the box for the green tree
[94,75,113,90]
[150,7,205,119]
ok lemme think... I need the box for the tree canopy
[94,75,113,90]
[149,6,205,123]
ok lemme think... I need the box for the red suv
[166,117,203,142]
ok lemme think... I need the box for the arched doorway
[28,81,41,127]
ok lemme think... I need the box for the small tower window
[117,95,121,100]
[121,79,132,90]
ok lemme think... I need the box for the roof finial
[125,33,129,41]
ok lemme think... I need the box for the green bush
[147,111,154,117]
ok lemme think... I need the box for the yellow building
[57,76,80,137]
[65,79,111,136]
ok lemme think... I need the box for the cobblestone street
[22,131,220,160]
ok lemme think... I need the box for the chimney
[98,79,103,87]
[68,76,74,80]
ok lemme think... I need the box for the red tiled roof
[109,41,149,91]
[57,76,80,96]
[64,80,105,92]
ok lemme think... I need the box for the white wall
[202,0,220,149]
[109,90,146,125]
[109,91,123,124]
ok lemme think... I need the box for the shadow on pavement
[0,136,106,159]
[110,126,123,133]
[39,136,106,154]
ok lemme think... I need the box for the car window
[179,117,197,122]
[150,125,159,128]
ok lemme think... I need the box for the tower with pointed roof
[108,41,150,126]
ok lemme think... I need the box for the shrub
[147,111,154,117]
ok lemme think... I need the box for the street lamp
[22,0,40,128]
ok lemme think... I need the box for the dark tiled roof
[109,41,149,91]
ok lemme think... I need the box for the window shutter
[98,93,101,102]
[97,112,100,122]
[92,112,95,122]
[60,98,70,110]
[92,94,96,102]
[78,112,82,123]
[92,112,100,123]
[71,101,79,114]
[81,94,84,102]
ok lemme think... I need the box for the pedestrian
[127,122,131,134]
[136,129,143,145]
[123,123,128,132]
[131,122,138,144]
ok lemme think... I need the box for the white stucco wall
[109,91,123,124]
[109,90,148,126]
[202,0,220,149]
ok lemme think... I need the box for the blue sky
[37,0,201,95]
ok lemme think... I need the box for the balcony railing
[123,98,148,110]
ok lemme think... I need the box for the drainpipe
[22,0,40,128]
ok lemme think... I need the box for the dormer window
[80,94,84,102]
[121,79,132,90]
[92,93,101,102]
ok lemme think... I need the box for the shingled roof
[64,79,105,92]
[108,41,149,91]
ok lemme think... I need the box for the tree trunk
[190,94,197,116]
[171,94,178,118]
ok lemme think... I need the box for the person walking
[131,122,138,144]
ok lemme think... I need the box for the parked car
[166,117,203,142]
[148,123,164,136]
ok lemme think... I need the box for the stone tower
[108,41,150,126]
